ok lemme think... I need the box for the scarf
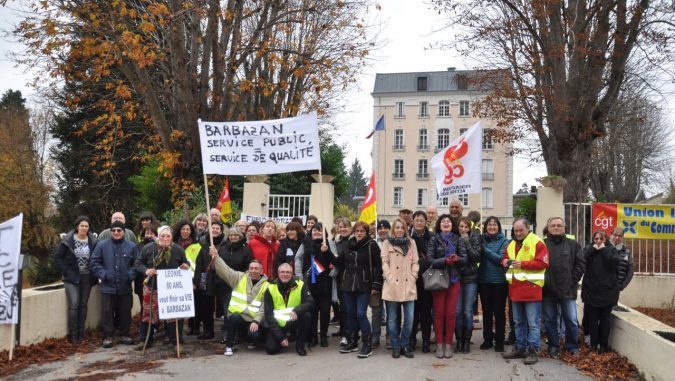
[439,232,456,258]
[177,236,194,249]
[387,236,410,255]
[310,238,325,284]
[154,244,172,267]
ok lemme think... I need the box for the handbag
[422,267,449,291]
[367,242,381,308]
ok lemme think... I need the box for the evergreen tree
[340,158,368,210]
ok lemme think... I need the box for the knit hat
[377,220,391,230]
[111,220,125,230]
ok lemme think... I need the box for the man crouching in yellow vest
[210,249,269,357]
[500,217,549,365]
[264,263,315,356]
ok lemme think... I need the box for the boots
[310,334,319,348]
[455,330,463,353]
[357,334,372,358]
[422,339,431,353]
[464,329,472,353]
[296,341,307,356]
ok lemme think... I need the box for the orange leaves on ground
[634,307,675,328]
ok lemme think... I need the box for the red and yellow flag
[216,178,232,224]
[358,172,376,224]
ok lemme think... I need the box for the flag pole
[9,322,15,361]
[318,167,326,246]
[203,174,214,248]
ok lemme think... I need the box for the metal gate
[564,203,674,275]
[268,194,310,219]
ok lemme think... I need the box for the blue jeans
[542,297,579,352]
[512,301,541,351]
[343,291,371,335]
[385,301,414,350]
[456,282,478,332]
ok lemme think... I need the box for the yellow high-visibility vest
[185,243,201,272]
[267,281,303,327]
[506,233,546,287]
[228,275,268,319]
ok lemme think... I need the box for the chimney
[447,67,456,71]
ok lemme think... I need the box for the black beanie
[111,220,125,230]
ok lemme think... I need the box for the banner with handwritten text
[157,269,195,320]
[198,114,321,175]
[0,214,22,324]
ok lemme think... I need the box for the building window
[393,159,404,180]
[483,128,494,149]
[437,128,450,150]
[419,101,428,117]
[458,194,469,207]
[417,159,428,180]
[482,159,494,181]
[438,100,450,117]
[459,101,470,116]
[393,187,403,207]
[438,196,449,206]
[482,188,493,208]
[418,129,428,150]
[417,189,428,207]
[395,102,405,118]
[393,129,404,150]
[459,128,468,137]
[417,76,428,91]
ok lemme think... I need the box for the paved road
[9,330,593,381]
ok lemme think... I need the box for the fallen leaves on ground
[557,346,637,381]
[634,307,675,328]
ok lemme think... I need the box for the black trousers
[101,293,132,337]
[195,290,215,334]
[311,293,332,339]
[586,305,613,350]
[479,283,508,344]
[412,285,432,342]
[266,310,312,354]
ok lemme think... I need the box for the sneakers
[120,336,135,345]
[445,344,454,358]
[502,347,527,360]
[339,336,348,349]
[401,347,414,358]
[524,348,538,365]
[247,342,257,350]
[357,335,372,359]
[102,337,113,348]
[224,347,234,356]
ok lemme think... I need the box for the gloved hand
[445,254,458,265]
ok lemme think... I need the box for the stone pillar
[535,186,564,236]
[242,176,270,217]
[310,175,335,234]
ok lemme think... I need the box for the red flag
[216,178,232,223]
[359,172,376,224]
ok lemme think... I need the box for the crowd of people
[53,200,633,362]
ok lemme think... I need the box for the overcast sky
[2,1,671,194]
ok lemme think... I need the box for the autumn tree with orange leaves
[16,0,376,204]
[433,0,675,201]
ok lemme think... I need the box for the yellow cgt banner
[592,203,675,240]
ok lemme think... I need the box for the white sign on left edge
[198,113,321,175]
[157,269,195,320]
[0,214,23,324]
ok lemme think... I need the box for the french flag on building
[366,115,385,139]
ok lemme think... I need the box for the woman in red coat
[248,220,280,279]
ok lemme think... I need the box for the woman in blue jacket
[477,216,509,352]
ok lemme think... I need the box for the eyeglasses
[111,228,124,233]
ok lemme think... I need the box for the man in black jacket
[610,227,634,291]
[263,263,314,356]
[542,217,585,357]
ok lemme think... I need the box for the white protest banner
[199,114,321,175]
[430,122,482,197]
[157,269,195,320]
[0,214,22,324]
[240,213,306,225]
